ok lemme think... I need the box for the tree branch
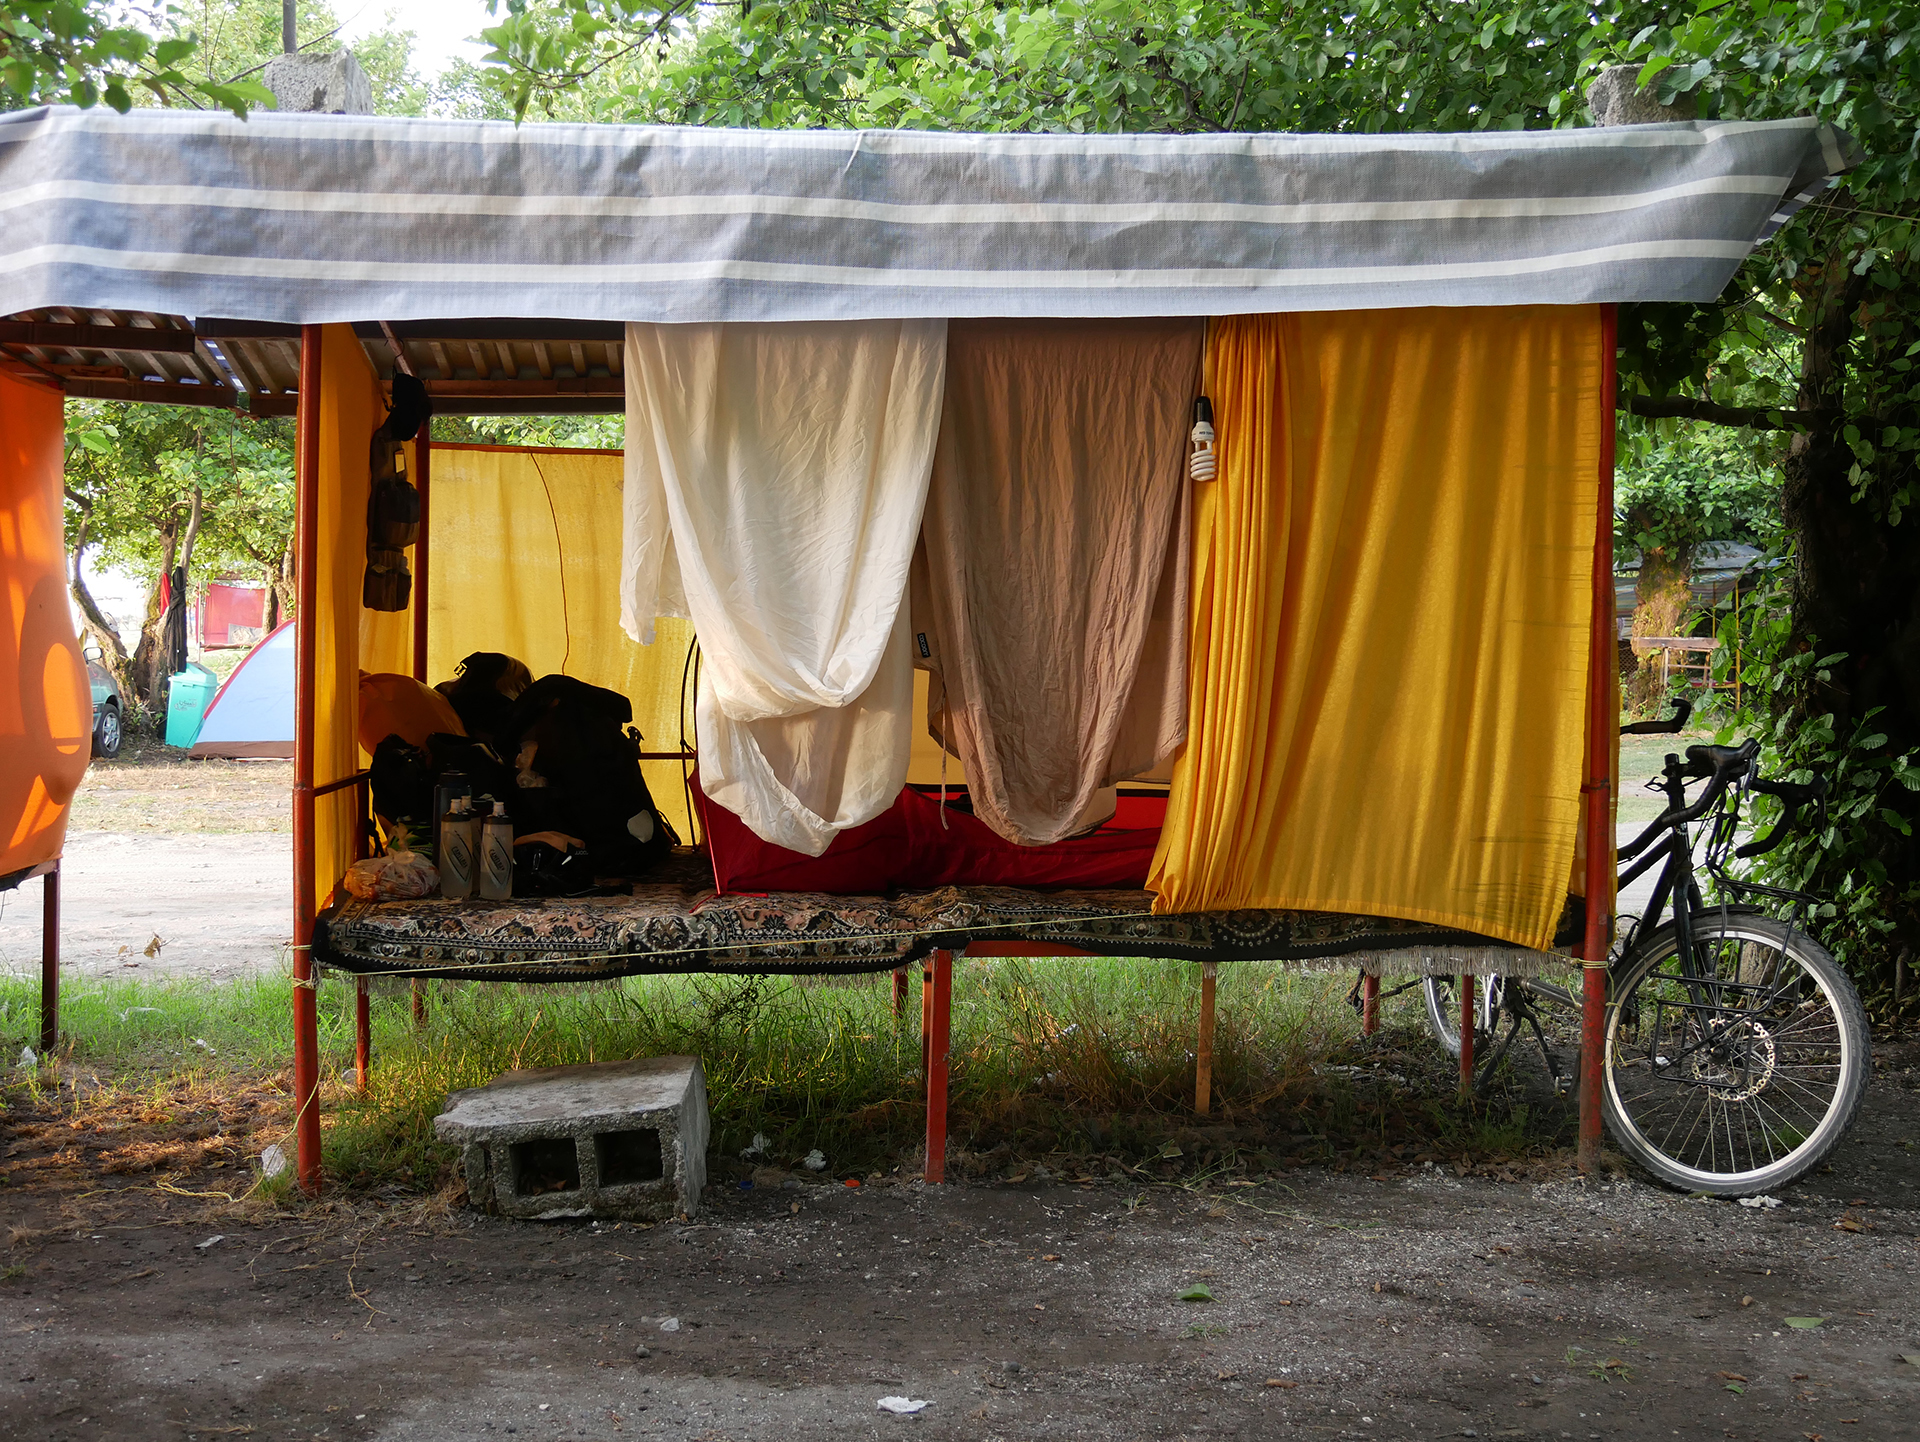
[1618,393,1818,431]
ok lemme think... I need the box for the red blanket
[701,782,1165,894]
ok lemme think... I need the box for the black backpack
[503,676,676,873]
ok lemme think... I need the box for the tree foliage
[1616,423,1783,562]
[64,402,296,711]
[479,0,1623,130]
[1,0,271,113]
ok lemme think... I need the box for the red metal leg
[920,957,933,1079]
[355,977,371,1092]
[39,863,58,1054]
[1457,974,1476,1098]
[1578,305,1620,1173]
[411,977,428,1028]
[1360,972,1380,1036]
[291,322,324,1196]
[925,950,952,1184]
[1195,961,1217,1116]
[892,965,908,1019]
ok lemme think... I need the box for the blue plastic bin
[165,663,220,748]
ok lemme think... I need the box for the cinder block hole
[509,1137,581,1196]
[594,1128,665,1186]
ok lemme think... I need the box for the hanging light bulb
[1189,395,1216,482]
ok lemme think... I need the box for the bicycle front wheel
[1421,974,1500,1061]
[1603,912,1869,1196]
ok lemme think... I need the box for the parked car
[84,646,124,758]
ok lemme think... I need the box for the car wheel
[93,700,122,759]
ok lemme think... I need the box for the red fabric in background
[200,582,268,646]
[700,781,1166,894]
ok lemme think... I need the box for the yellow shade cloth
[312,326,388,904]
[0,369,91,879]
[420,445,698,844]
[1148,308,1603,951]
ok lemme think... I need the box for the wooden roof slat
[64,377,235,408]
[533,341,553,380]
[0,320,198,354]
[215,338,278,399]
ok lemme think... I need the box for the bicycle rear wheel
[1603,912,1869,1196]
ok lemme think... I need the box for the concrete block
[262,51,373,115]
[434,1056,708,1222]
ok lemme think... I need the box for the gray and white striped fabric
[0,106,1854,324]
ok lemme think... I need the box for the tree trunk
[66,518,134,699]
[131,519,179,708]
[1626,544,1694,715]
[274,536,296,630]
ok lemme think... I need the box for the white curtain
[621,319,947,855]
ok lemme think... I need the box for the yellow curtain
[421,445,698,844]
[0,370,91,879]
[312,324,386,904]
[1148,308,1603,951]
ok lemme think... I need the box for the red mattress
[699,782,1166,894]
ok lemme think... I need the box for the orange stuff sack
[1,370,92,880]
[358,671,465,756]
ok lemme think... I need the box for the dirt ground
[3,1038,1915,1442]
[0,741,291,983]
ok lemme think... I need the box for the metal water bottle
[440,795,477,900]
[478,800,514,901]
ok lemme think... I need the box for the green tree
[64,402,296,717]
[153,1,430,115]
[1616,422,1781,709]
[477,0,1617,130]
[431,413,624,447]
[1,0,270,113]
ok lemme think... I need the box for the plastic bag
[343,849,439,901]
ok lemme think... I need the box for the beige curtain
[914,318,1202,845]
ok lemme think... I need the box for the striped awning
[0,106,1854,324]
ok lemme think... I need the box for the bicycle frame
[1479,760,1736,1084]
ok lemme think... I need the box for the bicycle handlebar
[1617,738,1760,862]
[1619,697,1694,735]
[1616,734,1831,865]
[1735,773,1830,859]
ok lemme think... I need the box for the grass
[68,737,291,834]
[0,958,1579,1205]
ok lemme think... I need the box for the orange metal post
[1360,972,1380,1036]
[354,977,371,1091]
[291,323,324,1195]
[1457,974,1476,1098]
[1578,307,1620,1172]
[1195,961,1217,1115]
[924,949,952,1183]
[39,863,58,1053]
[408,438,432,1029]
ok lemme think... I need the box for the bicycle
[1415,700,1871,1197]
